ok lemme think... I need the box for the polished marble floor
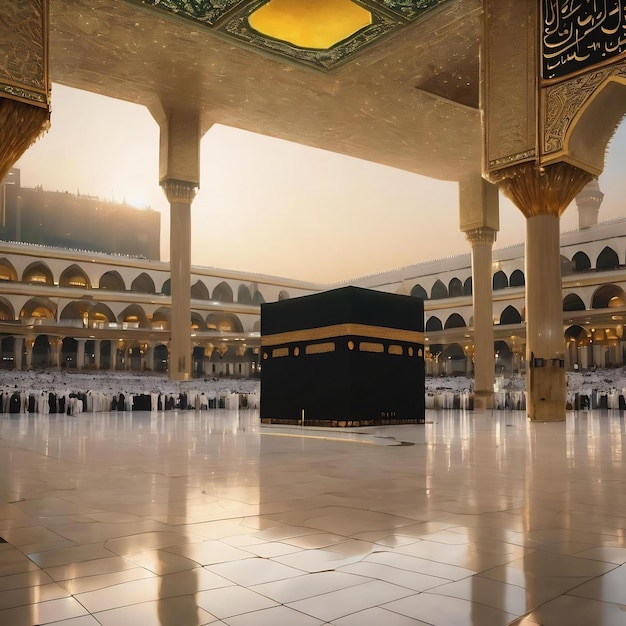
[0,408,624,625]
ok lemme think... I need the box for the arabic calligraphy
[543,0,626,79]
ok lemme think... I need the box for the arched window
[131,273,156,294]
[572,251,591,272]
[59,264,90,289]
[563,293,586,311]
[596,247,620,271]
[0,258,17,282]
[0,297,14,321]
[99,271,125,291]
[448,278,463,298]
[430,279,448,300]
[206,313,243,332]
[493,270,508,290]
[500,305,522,325]
[444,313,466,329]
[212,281,234,303]
[410,284,428,299]
[509,270,525,287]
[463,277,472,295]
[191,280,210,300]
[23,262,53,286]
[20,298,56,321]
[118,304,150,328]
[161,279,171,296]
[252,290,266,305]
[425,316,443,332]
[591,284,626,309]
[238,285,252,304]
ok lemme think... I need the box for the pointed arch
[463,277,472,295]
[191,280,210,300]
[563,293,586,311]
[565,325,588,342]
[252,289,266,305]
[131,272,156,294]
[572,251,591,272]
[238,285,252,304]
[425,316,443,332]
[596,246,620,271]
[430,279,448,300]
[206,312,243,333]
[0,258,17,282]
[448,277,463,298]
[88,303,116,326]
[59,264,91,289]
[191,312,206,330]
[151,307,171,330]
[99,270,125,291]
[493,270,508,290]
[212,281,233,303]
[444,313,466,329]
[500,305,522,325]
[509,269,525,287]
[410,284,428,299]
[0,296,14,320]
[591,284,626,309]
[118,304,150,328]
[23,261,53,285]
[20,297,56,321]
[161,278,171,296]
[441,343,466,359]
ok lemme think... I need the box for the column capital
[465,227,497,247]
[161,179,197,205]
[495,162,592,218]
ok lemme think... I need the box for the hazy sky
[16,84,626,283]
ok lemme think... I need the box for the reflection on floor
[0,409,624,625]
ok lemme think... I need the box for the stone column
[94,340,101,370]
[76,338,86,370]
[24,337,34,369]
[14,336,23,370]
[52,338,62,369]
[498,162,592,421]
[144,343,154,371]
[163,179,195,380]
[153,106,201,381]
[466,227,497,409]
[459,175,499,410]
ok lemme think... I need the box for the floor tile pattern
[0,408,625,624]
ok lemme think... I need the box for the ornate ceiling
[48,0,482,181]
[128,0,449,71]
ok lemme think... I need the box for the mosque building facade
[0,172,623,381]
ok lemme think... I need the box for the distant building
[0,169,160,260]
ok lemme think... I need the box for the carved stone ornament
[543,58,626,155]
[465,227,497,248]
[161,179,198,204]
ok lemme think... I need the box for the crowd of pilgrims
[0,370,260,415]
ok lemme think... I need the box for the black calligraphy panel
[543,0,626,80]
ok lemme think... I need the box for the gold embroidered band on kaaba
[261,324,424,347]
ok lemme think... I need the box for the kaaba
[260,286,424,426]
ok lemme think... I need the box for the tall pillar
[459,175,499,410]
[14,336,23,370]
[94,340,101,370]
[76,338,86,369]
[25,337,34,369]
[144,343,154,371]
[498,163,591,420]
[163,180,195,380]
[154,107,201,381]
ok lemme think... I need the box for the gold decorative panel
[127,0,450,71]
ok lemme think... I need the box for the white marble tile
[287,580,414,622]
[1,409,626,625]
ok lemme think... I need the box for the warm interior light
[248,0,372,50]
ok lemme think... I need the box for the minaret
[575,179,604,230]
